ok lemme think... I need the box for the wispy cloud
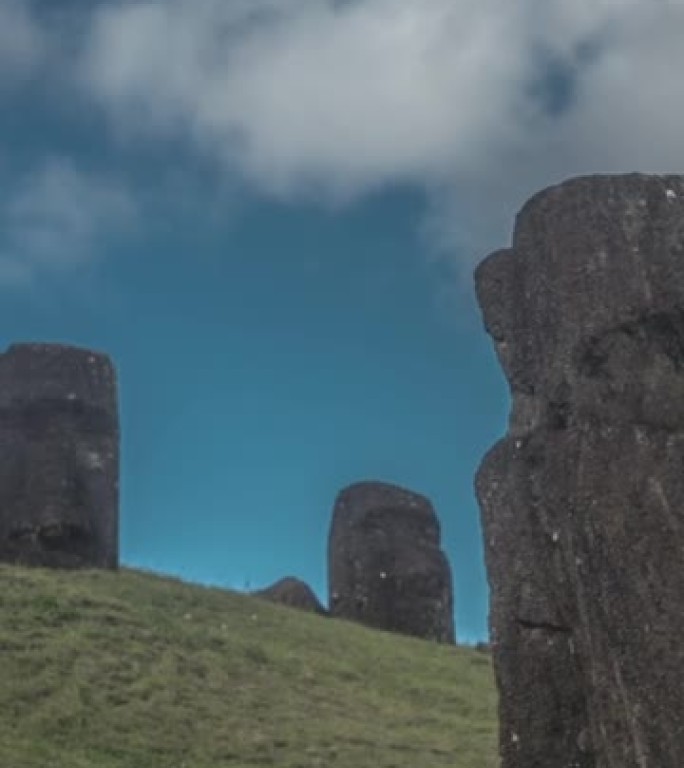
[0,157,135,284]
[0,0,46,85]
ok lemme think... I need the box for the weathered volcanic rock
[0,343,119,569]
[253,577,327,615]
[328,480,454,643]
[475,174,684,768]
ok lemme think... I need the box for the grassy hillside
[0,564,497,768]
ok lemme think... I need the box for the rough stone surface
[328,480,454,643]
[253,577,328,615]
[474,174,684,768]
[0,343,119,569]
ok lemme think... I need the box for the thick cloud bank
[80,0,684,255]
[3,0,684,278]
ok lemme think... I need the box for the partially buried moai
[254,577,328,615]
[475,174,684,768]
[0,343,119,569]
[328,480,454,643]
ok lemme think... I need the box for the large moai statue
[475,174,684,768]
[328,480,454,643]
[0,343,119,569]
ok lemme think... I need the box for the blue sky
[1,0,682,643]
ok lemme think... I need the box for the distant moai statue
[328,480,455,643]
[0,343,119,568]
[254,577,328,615]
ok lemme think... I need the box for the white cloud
[77,0,684,262]
[82,0,530,205]
[0,0,672,276]
[548,4,684,172]
[0,157,135,283]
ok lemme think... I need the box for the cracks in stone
[517,617,572,634]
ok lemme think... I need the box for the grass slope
[0,564,497,768]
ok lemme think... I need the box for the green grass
[0,564,497,768]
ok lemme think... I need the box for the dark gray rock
[0,343,119,569]
[328,480,454,643]
[475,174,684,768]
[253,577,327,615]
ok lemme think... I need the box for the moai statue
[475,174,684,768]
[328,480,454,643]
[254,577,328,615]
[0,343,119,569]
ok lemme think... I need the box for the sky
[1,0,683,643]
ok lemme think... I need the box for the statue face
[357,506,439,546]
[0,394,118,567]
